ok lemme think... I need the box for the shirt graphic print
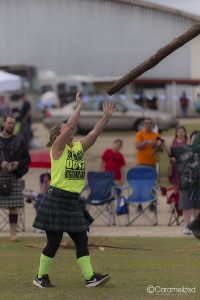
[65,149,85,180]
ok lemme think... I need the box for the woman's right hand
[103,101,115,118]
[76,92,83,107]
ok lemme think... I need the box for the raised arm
[81,101,115,152]
[65,92,83,130]
[52,92,83,158]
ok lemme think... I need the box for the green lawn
[0,236,200,300]
[102,119,200,138]
[1,120,200,300]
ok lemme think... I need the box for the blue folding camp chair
[83,171,116,225]
[125,166,158,225]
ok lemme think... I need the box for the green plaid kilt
[33,186,93,232]
[0,173,24,208]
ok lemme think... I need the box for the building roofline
[37,74,200,85]
[92,76,200,85]
[134,77,200,85]
[108,0,200,22]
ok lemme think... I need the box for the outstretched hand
[76,92,83,106]
[103,101,115,117]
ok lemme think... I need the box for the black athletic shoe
[188,214,200,231]
[33,274,55,288]
[86,273,110,287]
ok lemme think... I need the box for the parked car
[43,98,178,132]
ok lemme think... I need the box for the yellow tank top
[50,141,85,193]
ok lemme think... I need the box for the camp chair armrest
[152,185,160,194]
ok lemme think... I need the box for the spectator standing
[18,94,32,147]
[0,115,30,241]
[161,131,200,235]
[0,95,12,117]
[134,117,159,167]
[168,126,191,234]
[101,139,126,184]
[168,126,188,186]
[134,117,160,211]
[179,91,189,118]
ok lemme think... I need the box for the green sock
[77,256,94,280]
[38,253,53,278]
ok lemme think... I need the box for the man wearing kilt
[33,92,115,288]
[0,115,30,241]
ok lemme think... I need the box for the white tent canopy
[0,70,22,92]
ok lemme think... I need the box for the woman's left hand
[12,161,20,170]
[103,101,115,117]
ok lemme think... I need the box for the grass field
[0,236,200,300]
[101,119,200,139]
[1,120,200,300]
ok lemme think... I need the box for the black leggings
[43,231,89,259]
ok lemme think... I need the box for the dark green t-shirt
[171,145,199,190]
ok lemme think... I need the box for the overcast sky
[146,0,200,16]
